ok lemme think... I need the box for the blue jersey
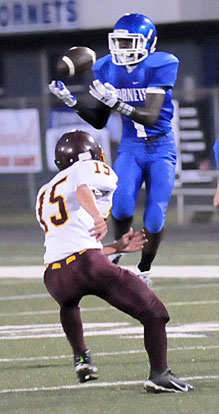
[93,52,179,144]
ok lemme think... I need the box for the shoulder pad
[93,54,112,71]
[146,52,179,68]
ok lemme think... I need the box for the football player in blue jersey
[49,13,179,284]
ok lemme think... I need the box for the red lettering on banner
[0,157,10,166]
[14,156,35,166]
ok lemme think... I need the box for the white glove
[49,80,77,107]
[89,80,118,108]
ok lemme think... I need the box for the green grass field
[0,206,218,413]
[0,206,219,266]
[0,274,218,414]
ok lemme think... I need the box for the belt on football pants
[45,249,87,270]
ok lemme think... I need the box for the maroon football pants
[44,249,170,374]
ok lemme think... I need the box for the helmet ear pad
[54,130,104,171]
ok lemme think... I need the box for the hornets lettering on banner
[0,0,77,30]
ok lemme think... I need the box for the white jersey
[36,159,118,264]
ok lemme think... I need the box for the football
[57,46,96,77]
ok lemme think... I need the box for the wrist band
[114,100,135,117]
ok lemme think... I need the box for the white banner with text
[0,108,42,173]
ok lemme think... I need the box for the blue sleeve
[93,65,104,83]
[148,61,179,88]
[213,139,219,168]
[146,53,179,88]
[92,55,111,83]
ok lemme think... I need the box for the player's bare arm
[89,79,166,126]
[76,183,107,240]
[101,227,147,255]
[131,90,165,125]
[49,80,165,129]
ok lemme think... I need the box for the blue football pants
[111,141,176,233]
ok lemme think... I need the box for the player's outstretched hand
[89,216,108,241]
[118,227,148,253]
[49,80,77,107]
[89,80,118,108]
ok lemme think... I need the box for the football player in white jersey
[36,130,194,393]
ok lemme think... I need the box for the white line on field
[0,322,218,340]
[0,293,49,301]
[0,265,219,279]
[0,321,129,331]
[0,375,219,394]
[0,345,218,363]
[167,300,219,306]
[0,307,113,315]
[0,310,58,316]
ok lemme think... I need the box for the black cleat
[74,349,98,383]
[145,369,195,393]
[112,254,122,265]
[108,253,126,265]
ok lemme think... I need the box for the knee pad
[144,204,165,233]
[112,193,135,220]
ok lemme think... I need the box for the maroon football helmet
[55,130,105,171]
